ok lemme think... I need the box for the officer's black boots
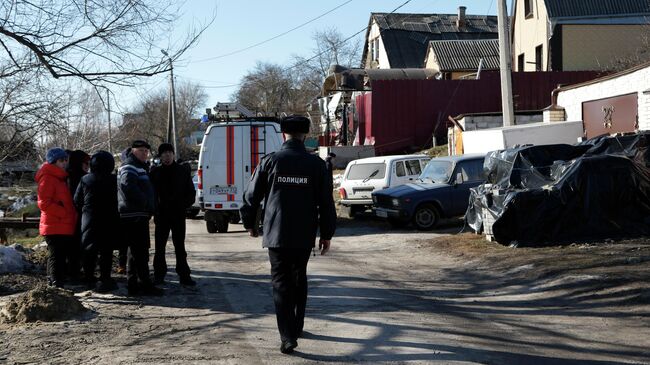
[280,339,298,354]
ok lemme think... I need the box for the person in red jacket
[36,147,78,288]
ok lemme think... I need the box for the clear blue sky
[117,0,512,115]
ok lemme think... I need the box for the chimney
[457,6,467,28]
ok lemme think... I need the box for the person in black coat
[66,149,90,282]
[74,151,119,292]
[150,143,196,286]
[241,116,336,354]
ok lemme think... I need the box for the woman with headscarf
[74,151,119,292]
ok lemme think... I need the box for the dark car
[372,154,485,230]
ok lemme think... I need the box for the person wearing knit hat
[157,143,174,156]
[150,142,196,286]
[37,147,77,288]
[46,147,68,164]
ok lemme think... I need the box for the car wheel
[413,204,439,231]
[206,220,218,233]
[186,209,199,219]
[388,218,408,229]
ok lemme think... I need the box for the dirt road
[1,219,649,364]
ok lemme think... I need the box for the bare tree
[292,28,362,92]
[115,80,207,159]
[233,62,294,115]
[0,0,213,87]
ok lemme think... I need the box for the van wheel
[216,221,229,233]
[413,204,439,231]
[206,220,218,233]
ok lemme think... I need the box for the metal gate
[582,93,638,139]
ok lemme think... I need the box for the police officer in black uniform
[241,115,336,354]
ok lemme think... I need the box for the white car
[338,154,431,217]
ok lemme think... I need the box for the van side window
[405,160,422,175]
[458,160,485,182]
[395,161,406,177]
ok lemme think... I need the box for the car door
[404,159,423,183]
[391,160,411,187]
[450,159,485,215]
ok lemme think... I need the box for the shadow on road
[132,254,650,364]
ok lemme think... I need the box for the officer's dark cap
[280,115,310,134]
[131,140,151,150]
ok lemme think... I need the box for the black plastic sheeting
[466,132,650,247]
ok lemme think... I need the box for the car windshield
[346,163,386,181]
[419,160,453,183]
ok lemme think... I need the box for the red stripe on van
[250,126,259,173]
[226,126,234,201]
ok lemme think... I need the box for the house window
[518,54,525,71]
[535,45,543,71]
[524,0,534,18]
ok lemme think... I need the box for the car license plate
[376,210,388,218]
[210,186,237,195]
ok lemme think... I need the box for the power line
[193,0,355,63]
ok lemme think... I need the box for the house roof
[544,0,650,19]
[364,12,499,69]
[427,39,500,71]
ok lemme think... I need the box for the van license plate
[376,210,388,218]
[210,186,237,195]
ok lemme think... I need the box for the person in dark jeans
[74,151,119,292]
[117,140,162,296]
[36,148,78,288]
[241,116,336,354]
[150,143,196,286]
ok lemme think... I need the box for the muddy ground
[1,217,649,364]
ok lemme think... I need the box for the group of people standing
[36,140,196,296]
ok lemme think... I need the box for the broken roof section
[427,39,500,72]
[322,67,436,95]
[363,11,499,68]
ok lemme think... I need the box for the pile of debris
[466,132,650,247]
[0,285,87,323]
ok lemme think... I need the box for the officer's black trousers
[122,219,153,289]
[268,247,312,342]
[153,213,191,280]
[45,235,73,287]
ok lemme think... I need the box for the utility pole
[162,49,179,160]
[106,89,113,154]
[497,0,515,126]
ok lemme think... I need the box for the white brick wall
[557,66,650,130]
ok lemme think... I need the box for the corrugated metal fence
[356,71,601,155]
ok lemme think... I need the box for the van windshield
[347,163,386,181]
[420,161,453,183]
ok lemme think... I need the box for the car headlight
[391,198,400,207]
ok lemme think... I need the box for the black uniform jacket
[240,139,336,248]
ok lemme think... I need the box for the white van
[198,119,283,233]
[338,154,430,217]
